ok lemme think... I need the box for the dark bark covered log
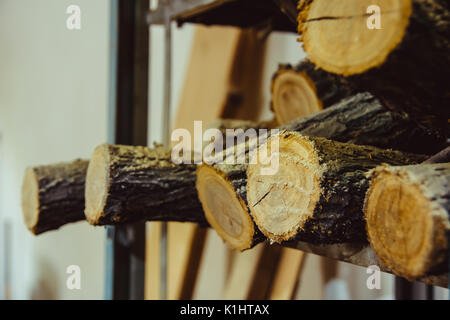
[279,145,450,286]
[365,162,450,280]
[85,143,208,226]
[271,60,355,125]
[21,160,88,235]
[197,121,271,251]
[198,92,444,250]
[197,163,266,251]
[297,0,450,138]
[281,92,447,155]
[247,133,427,244]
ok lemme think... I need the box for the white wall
[0,0,109,299]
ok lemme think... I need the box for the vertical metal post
[160,0,172,301]
[105,0,119,300]
[105,0,149,300]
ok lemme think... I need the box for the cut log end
[247,132,321,242]
[248,131,426,244]
[21,160,88,235]
[85,143,110,225]
[298,0,412,75]
[365,164,449,279]
[272,69,322,125]
[21,168,40,233]
[196,165,255,251]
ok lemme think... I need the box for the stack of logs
[21,0,449,286]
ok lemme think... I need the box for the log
[281,92,446,155]
[297,0,450,138]
[21,159,88,235]
[84,143,207,226]
[246,132,427,244]
[365,162,450,280]
[271,60,354,125]
[197,162,266,251]
[197,119,278,251]
[20,119,267,236]
[197,122,269,251]
[197,92,445,250]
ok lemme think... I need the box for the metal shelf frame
[106,0,149,300]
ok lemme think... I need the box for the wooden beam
[223,243,282,299]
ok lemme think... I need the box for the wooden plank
[223,243,282,300]
[223,245,263,300]
[145,222,161,299]
[221,27,266,120]
[173,25,243,137]
[192,231,228,299]
[146,25,266,300]
[269,248,307,300]
[166,25,241,300]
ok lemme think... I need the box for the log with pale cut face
[271,60,355,125]
[21,159,88,235]
[84,143,207,226]
[246,132,426,244]
[297,0,450,139]
[196,92,445,251]
[365,162,450,280]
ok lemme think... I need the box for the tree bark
[365,162,450,280]
[197,162,266,251]
[247,133,427,244]
[21,160,88,235]
[271,60,355,125]
[281,92,446,155]
[85,143,208,226]
[197,122,270,250]
[198,92,445,250]
[297,0,450,138]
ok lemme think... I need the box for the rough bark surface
[281,92,447,155]
[272,60,355,110]
[197,120,273,250]
[206,161,266,248]
[247,132,427,244]
[22,160,88,235]
[87,144,208,226]
[298,0,450,139]
[201,93,444,249]
[294,135,427,244]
